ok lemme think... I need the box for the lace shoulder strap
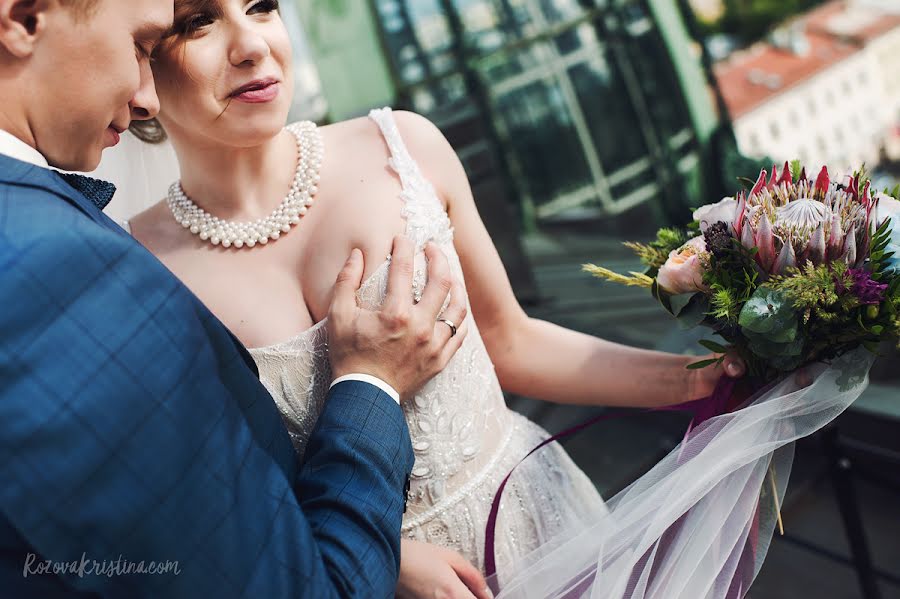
[368,107,453,249]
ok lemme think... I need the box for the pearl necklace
[167,121,323,249]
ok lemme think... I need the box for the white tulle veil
[92,132,181,223]
[489,349,874,599]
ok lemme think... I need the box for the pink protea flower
[730,163,873,275]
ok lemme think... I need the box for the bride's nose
[228,23,270,66]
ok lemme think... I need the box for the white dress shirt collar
[0,129,50,169]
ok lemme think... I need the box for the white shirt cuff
[330,374,401,405]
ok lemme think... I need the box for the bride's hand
[687,352,746,401]
[397,539,493,599]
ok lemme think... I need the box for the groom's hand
[327,235,469,400]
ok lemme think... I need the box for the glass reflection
[374,0,697,221]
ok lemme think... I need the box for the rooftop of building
[806,0,900,44]
[714,0,900,120]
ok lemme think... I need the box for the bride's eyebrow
[175,0,224,20]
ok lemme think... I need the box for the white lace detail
[250,321,330,456]
[368,107,454,250]
[248,109,606,576]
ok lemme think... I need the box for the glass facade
[371,0,704,227]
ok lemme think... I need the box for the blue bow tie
[60,173,117,211]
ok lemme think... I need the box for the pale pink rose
[693,197,737,232]
[657,236,709,295]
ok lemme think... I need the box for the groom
[0,0,468,596]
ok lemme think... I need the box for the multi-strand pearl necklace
[167,121,323,249]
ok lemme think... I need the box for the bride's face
[151,0,293,147]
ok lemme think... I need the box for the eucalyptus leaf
[652,280,673,313]
[739,287,797,336]
[699,339,729,354]
[764,321,799,344]
[687,359,718,370]
[675,295,711,330]
[745,333,804,360]
[670,292,700,317]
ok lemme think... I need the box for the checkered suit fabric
[0,154,414,598]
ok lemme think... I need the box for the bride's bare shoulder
[315,114,387,152]
[318,111,460,204]
[128,199,170,229]
[315,110,449,156]
[125,200,179,249]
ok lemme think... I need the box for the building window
[749,132,761,154]
[372,0,699,224]
[769,120,781,140]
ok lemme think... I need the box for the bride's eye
[179,12,215,35]
[248,0,279,15]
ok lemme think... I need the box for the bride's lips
[229,78,280,103]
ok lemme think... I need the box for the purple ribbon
[484,374,742,592]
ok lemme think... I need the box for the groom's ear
[0,0,53,58]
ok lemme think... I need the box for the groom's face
[30,0,173,171]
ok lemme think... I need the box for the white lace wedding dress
[248,108,606,576]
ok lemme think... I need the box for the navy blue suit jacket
[0,153,414,598]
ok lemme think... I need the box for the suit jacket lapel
[0,154,126,238]
[0,154,262,378]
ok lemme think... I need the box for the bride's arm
[394,112,742,408]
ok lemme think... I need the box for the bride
[109,0,744,595]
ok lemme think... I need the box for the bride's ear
[0,0,52,59]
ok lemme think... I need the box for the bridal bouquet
[586,162,900,377]
[500,163,900,599]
